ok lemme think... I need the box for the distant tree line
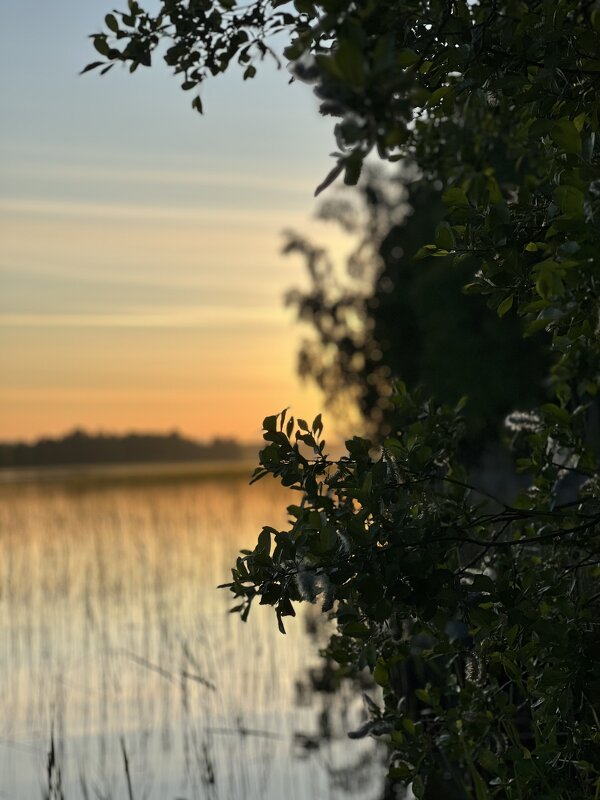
[0,430,251,468]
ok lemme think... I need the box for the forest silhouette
[0,430,255,469]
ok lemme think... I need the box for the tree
[285,165,548,447]
[90,2,600,797]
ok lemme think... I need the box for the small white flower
[504,410,543,433]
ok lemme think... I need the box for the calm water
[0,469,383,799]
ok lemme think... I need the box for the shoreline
[0,459,260,488]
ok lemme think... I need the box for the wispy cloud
[0,306,289,328]
[3,159,316,197]
[0,197,302,225]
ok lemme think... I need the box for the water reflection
[0,472,383,799]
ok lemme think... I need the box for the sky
[0,0,347,443]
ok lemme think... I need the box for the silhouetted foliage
[286,167,548,445]
[91,2,600,797]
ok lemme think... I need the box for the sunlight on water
[0,473,383,799]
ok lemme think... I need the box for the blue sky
[0,0,345,441]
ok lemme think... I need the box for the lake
[0,466,384,799]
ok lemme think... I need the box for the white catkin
[465,651,484,685]
[384,452,402,484]
[504,410,542,433]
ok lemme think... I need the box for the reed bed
[0,472,382,799]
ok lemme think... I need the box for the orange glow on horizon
[0,12,347,447]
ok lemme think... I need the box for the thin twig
[120,737,134,800]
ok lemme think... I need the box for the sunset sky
[0,1,348,443]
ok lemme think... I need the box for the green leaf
[318,524,337,552]
[93,37,110,56]
[442,187,469,207]
[257,527,272,556]
[334,40,365,87]
[478,750,499,774]
[315,162,343,196]
[553,185,584,219]
[276,611,286,634]
[541,403,571,424]
[524,318,549,337]
[397,49,419,67]
[435,221,455,250]
[373,659,389,687]
[470,764,490,800]
[389,757,414,780]
[105,13,119,33]
[249,467,268,485]
[414,244,438,260]
[283,39,306,61]
[343,152,363,186]
[402,718,416,736]
[497,295,513,317]
[411,775,425,798]
[384,125,409,147]
[426,85,454,110]
[342,621,370,639]
[551,119,582,156]
[80,61,105,75]
[535,270,564,299]
[262,414,278,432]
[462,281,489,295]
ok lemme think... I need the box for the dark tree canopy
[286,168,549,445]
[90,3,600,798]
